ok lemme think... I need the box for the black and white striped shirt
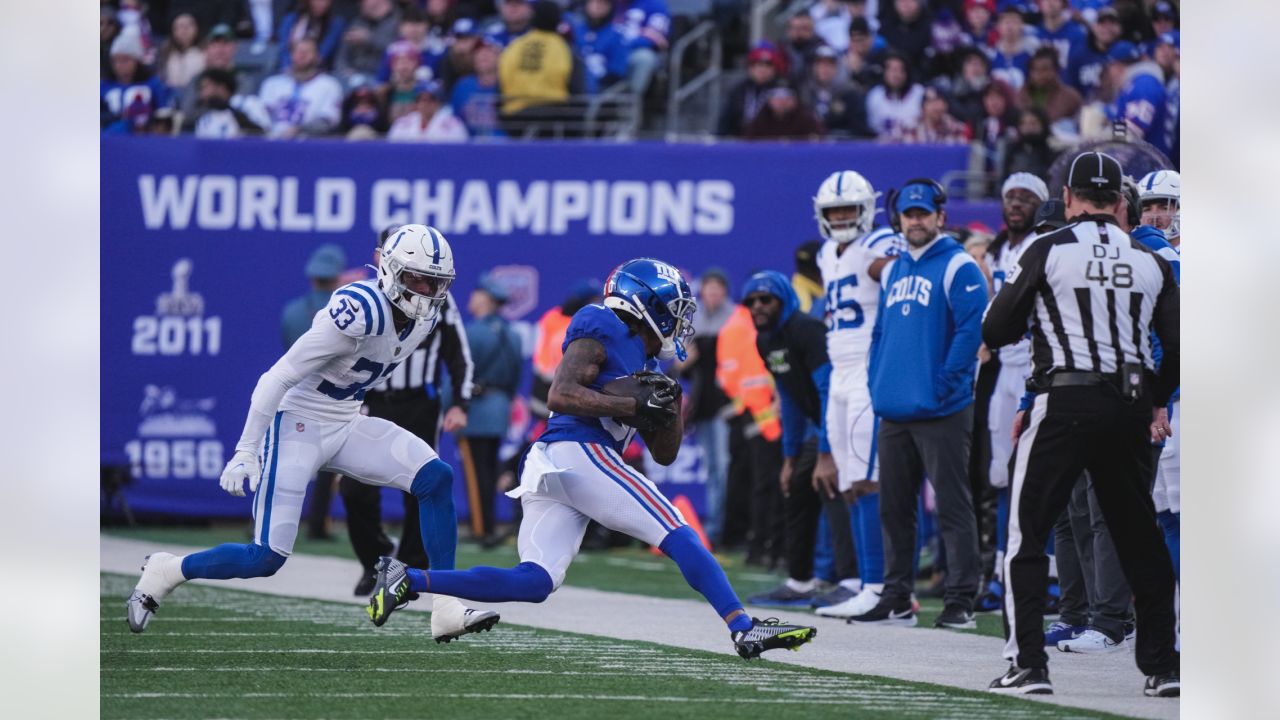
[982,213,1180,406]
[367,291,475,403]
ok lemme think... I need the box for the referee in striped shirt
[340,227,475,595]
[981,151,1180,698]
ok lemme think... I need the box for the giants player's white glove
[219,450,261,497]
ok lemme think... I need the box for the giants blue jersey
[538,304,659,453]
[1034,20,1088,72]
[1111,69,1169,156]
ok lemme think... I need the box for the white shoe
[815,585,882,618]
[1057,628,1126,654]
[430,595,501,644]
[126,552,183,633]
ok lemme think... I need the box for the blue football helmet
[603,258,696,361]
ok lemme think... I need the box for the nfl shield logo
[488,265,539,320]
[296,423,305,432]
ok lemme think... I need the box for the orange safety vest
[715,306,781,441]
[532,307,573,381]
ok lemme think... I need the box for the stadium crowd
[101,0,1180,171]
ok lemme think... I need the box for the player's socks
[659,525,747,625]
[1157,510,1180,580]
[411,459,458,571]
[180,543,286,580]
[422,561,553,603]
[855,493,884,585]
[136,552,188,600]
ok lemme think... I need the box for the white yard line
[102,535,1176,720]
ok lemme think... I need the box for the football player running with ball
[127,225,500,644]
[364,258,818,659]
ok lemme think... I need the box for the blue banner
[102,136,1000,523]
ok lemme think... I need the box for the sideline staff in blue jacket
[849,179,988,629]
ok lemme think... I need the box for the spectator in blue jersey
[571,0,630,94]
[1104,40,1169,156]
[334,0,402,83]
[781,12,825,88]
[278,0,347,71]
[1035,0,1088,71]
[842,16,887,90]
[718,42,783,137]
[851,180,987,629]
[436,19,485,95]
[374,7,447,83]
[101,30,172,134]
[1064,5,1120,100]
[1149,1,1178,41]
[878,0,933,78]
[802,45,874,138]
[987,6,1037,91]
[927,8,971,80]
[614,0,671,96]
[450,40,505,137]
[1151,32,1179,165]
[485,0,534,49]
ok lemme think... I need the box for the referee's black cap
[1066,151,1123,193]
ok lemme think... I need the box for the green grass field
[101,573,1115,720]
[104,525,1005,638]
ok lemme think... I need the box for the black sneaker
[1144,670,1180,697]
[934,606,977,630]
[354,570,376,597]
[847,600,917,627]
[988,665,1053,694]
[731,617,817,660]
[747,583,818,608]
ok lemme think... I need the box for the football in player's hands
[600,371,681,432]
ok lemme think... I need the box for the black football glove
[620,371,681,433]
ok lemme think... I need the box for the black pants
[305,471,337,538]
[879,407,980,611]
[1005,386,1176,674]
[1054,474,1134,638]
[784,439,857,582]
[467,436,502,540]
[727,414,783,564]
[340,392,439,571]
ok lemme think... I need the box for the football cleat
[366,556,418,627]
[126,590,159,633]
[988,664,1053,695]
[747,583,819,608]
[1144,670,1180,697]
[431,599,502,644]
[732,617,817,660]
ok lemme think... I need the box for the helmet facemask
[818,203,869,245]
[1141,197,1180,239]
[813,171,878,245]
[376,225,455,322]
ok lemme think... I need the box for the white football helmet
[1138,170,1180,239]
[376,224,455,321]
[813,170,879,245]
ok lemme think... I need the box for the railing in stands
[665,20,723,139]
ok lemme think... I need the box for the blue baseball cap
[895,182,943,214]
[1157,31,1180,51]
[451,18,479,36]
[1107,41,1141,64]
[476,274,509,304]
[413,79,446,100]
[305,244,346,279]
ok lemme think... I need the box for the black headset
[885,177,948,233]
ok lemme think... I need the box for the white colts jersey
[817,226,905,367]
[990,236,1033,370]
[279,280,439,423]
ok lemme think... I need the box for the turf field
[100,573,1116,720]
[104,525,1005,638]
